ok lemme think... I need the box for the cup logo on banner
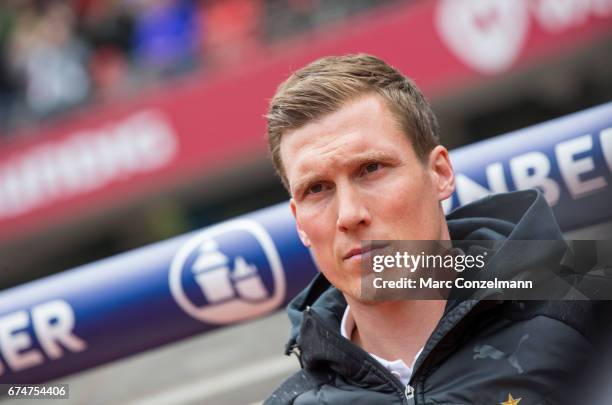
[169,219,286,324]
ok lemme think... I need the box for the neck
[345,298,446,365]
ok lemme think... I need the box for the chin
[343,291,385,306]
[337,278,371,304]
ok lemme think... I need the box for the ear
[290,198,311,247]
[428,145,455,201]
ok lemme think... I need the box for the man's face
[280,94,454,300]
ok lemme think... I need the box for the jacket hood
[284,189,566,354]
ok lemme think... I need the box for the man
[264,54,599,404]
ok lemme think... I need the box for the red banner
[1,0,611,242]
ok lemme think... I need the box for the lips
[343,247,367,261]
[343,242,390,261]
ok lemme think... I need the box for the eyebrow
[291,150,400,197]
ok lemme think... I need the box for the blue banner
[446,102,612,230]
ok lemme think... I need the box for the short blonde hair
[266,53,440,191]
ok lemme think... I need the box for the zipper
[405,384,415,400]
[305,306,412,404]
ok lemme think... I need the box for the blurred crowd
[0,0,396,138]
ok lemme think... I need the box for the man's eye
[307,183,324,194]
[362,162,381,175]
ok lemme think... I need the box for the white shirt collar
[340,305,422,386]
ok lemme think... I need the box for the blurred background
[0,0,611,403]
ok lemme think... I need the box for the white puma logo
[473,334,530,373]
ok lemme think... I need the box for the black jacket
[265,190,606,405]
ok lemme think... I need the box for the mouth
[343,241,390,261]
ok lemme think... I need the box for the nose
[336,182,371,233]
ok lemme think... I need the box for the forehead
[280,94,414,188]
